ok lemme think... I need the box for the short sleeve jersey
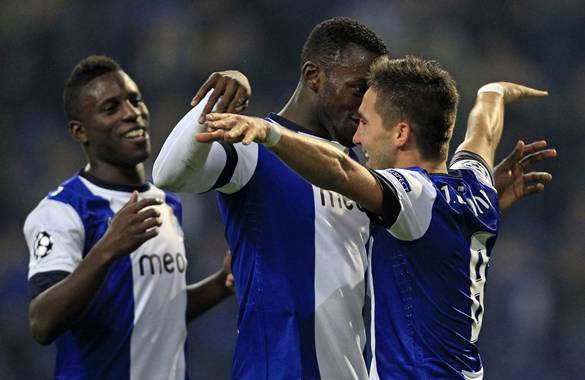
[23,171,188,380]
[367,152,499,380]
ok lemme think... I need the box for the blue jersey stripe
[218,145,319,379]
[48,175,134,379]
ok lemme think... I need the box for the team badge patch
[34,231,53,259]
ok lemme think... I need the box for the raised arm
[152,71,251,193]
[456,82,548,168]
[198,114,385,215]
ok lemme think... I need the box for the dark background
[1,1,583,378]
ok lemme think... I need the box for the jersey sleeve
[23,198,85,279]
[152,91,259,194]
[449,150,495,188]
[369,169,436,241]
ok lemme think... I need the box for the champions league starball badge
[34,231,53,259]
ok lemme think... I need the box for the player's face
[353,88,397,169]
[317,45,380,147]
[77,71,151,168]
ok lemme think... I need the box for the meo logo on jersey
[34,231,53,259]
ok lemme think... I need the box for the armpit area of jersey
[450,150,495,186]
[28,270,70,301]
[365,168,401,229]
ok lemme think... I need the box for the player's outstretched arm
[494,140,557,211]
[199,113,385,215]
[186,250,234,322]
[152,71,251,193]
[457,82,548,168]
[29,193,162,345]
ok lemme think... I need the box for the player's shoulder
[374,167,435,195]
[24,174,89,230]
[449,150,494,189]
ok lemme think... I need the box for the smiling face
[316,44,381,147]
[73,70,151,168]
[353,88,398,169]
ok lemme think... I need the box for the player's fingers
[497,140,524,171]
[136,216,163,232]
[122,191,139,208]
[128,197,163,213]
[523,183,546,196]
[523,172,553,183]
[191,75,217,107]
[196,130,226,143]
[206,112,236,124]
[228,86,250,113]
[518,149,557,169]
[200,83,226,123]
[241,126,261,145]
[207,114,239,130]
[521,140,547,155]
[136,207,161,221]
[224,123,249,143]
[140,227,160,242]
[522,87,548,97]
[215,81,238,113]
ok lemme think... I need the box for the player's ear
[69,120,88,144]
[394,122,411,148]
[301,61,322,92]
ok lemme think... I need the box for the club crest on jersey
[34,231,53,259]
[388,170,411,192]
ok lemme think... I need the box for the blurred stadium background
[1,0,583,378]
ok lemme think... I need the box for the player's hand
[223,250,235,293]
[190,71,252,123]
[480,82,548,103]
[94,192,163,261]
[197,113,272,145]
[494,140,557,211]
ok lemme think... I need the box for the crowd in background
[0,0,583,378]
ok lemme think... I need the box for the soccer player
[199,56,550,379]
[154,18,554,380]
[22,55,247,379]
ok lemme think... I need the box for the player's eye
[129,95,143,107]
[351,85,367,97]
[102,102,118,113]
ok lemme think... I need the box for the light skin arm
[198,114,385,215]
[186,251,234,322]
[29,193,162,345]
[457,82,548,168]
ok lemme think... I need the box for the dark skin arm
[29,192,163,345]
[186,251,234,322]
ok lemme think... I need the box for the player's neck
[84,162,146,187]
[395,151,447,174]
[278,83,331,139]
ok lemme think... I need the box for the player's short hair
[301,17,388,71]
[368,55,459,161]
[63,55,122,121]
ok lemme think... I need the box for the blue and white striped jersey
[23,171,188,380]
[153,98,372,379]
[367,152,499,380]
[216,114,371,380]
